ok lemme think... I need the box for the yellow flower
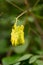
[11,23,25,46]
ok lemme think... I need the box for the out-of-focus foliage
[0,0,43,65]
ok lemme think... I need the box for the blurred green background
[0,0,43,65]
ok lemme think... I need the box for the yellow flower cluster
[11,23,25,46]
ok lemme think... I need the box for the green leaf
[2,54,32,65]
[29,55,40,64]
[18,54,32,61]
[13,62,20,65]
[36,60,43,65]
[2,55,21,65]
